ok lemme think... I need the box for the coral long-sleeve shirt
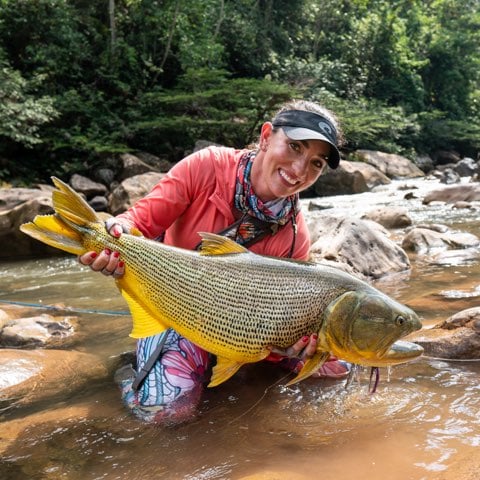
[117,146,311,260]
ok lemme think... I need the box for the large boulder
[307,214,411,279]
[310,160,390,197]
[0,313,77,348]
[108,171,165,215]
[422,184,480,204]
[402,226,479,254]
[411,307,480,359]
[354,150,425,179]
[0,186,58,258]
[362,206,412,229]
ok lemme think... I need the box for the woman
[80,99,349,424]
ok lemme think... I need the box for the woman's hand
[267,334,318,362]
[78,218,131,278]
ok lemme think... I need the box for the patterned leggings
[118,329,211,424]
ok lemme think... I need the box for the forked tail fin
[20,176,101,255]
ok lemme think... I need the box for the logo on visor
[318,121,333,137]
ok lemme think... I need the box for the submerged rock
[0,349,108,413]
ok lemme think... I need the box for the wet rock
[354,150,425,179]
[308,214,410,279]
[432,149,461,166]
[0,349,108,413]
[453,157,480,177]
[428,247,480,266]
[415,154,434,173]
[69,174,108,198]
[109,172,165,215]
[453,201,474,209]
[88,195,109,212]
[0,314,76,348]
[362,206,412,229]
[411,307,480,359]
[0,186,58,258]
[423,184,480,204]
[310,160,389,197]
[438,168,461,184]
[93,167,116,186]
[401,227,479,254]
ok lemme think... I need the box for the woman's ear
[259,122,273,150]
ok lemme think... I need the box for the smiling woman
[77,99,347,425]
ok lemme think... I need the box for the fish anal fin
[117,277,168,339]
[198,232,248,256]
[208,356,244,387]
[286,351,330,386]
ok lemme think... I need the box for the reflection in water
[0,177,479,479]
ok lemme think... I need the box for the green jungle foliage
[0,0,479,184]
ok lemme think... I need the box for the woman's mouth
[279,168,299,186]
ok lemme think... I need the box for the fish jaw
[321,290,423,367]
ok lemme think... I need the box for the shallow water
[0,177,479,480]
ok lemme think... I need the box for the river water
[0,177,479,480]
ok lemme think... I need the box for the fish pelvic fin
[198,232,248,256]
[285,351,330,387]
[20,176,103,255]
[118,277,168,339]
[208,356,244,387]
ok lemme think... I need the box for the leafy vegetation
[0,0,478,184]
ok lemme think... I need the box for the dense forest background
[0,0,479,185]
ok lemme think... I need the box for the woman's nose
[291,156,308,178]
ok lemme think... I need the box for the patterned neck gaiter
[220,150,298,247]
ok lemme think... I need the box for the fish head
[321,290,423,366]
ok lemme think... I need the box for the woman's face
[251,122,331,201]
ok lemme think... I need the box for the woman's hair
[272,99,345,147]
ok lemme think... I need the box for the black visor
[272,110,341,168]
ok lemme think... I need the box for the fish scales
[20,177,424,387]
[114,235,352,360]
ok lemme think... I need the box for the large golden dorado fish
[21,177,423,387]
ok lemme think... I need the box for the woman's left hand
[267,333,318,361]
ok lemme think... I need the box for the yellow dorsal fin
[198,232,248,256]
[208,356,244,387]
[51,176,99,226]
[116,276,168,339]
[285,351,330,386]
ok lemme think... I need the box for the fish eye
[395,315,406,326]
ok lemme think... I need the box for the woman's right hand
[78,219,130,278]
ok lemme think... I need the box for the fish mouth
[367,339,424,367]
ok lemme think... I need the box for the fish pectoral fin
[208,356,244,388]
[198,232,248,256]
[117,278,168,339]
[285,351,330,386]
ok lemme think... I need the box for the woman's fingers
[78,249,125,278]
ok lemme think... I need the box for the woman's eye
[313,159,327,169]
[289,142,300,152]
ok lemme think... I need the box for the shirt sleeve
[116,149,215,240]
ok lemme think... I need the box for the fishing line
[0,299,130,316]
[228,371,293,425]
